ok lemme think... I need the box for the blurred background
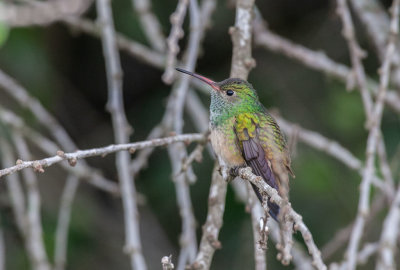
[0,0,399,269]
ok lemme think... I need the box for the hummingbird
[176,68,294,220]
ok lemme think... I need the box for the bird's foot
[229,165,247,178]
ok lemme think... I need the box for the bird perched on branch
[176,68,294,220]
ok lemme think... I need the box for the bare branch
[350,0,400,88]
[0,106,119,194]
[170,158,197,270]
[130,124,166,176]
[321,194,386,260]
[337,0,373,120]
[131,0,166,52]
[198,0,216,40]
[377,132,395,195]
[163,0,189,84]
[0,138,27,239]
[0,0,93,26]
[248,186,267,270]
[190,164,227,270]
[54,175,79,270]
[376,183,400,270]
[357,242,379,265]
[229,0,256,79]
[252,16,400,114]
[238,167,327,270]
[185,90,209,133]
[13,134,50,270]
[96,0,146,269]
[180,139,207,175]
[0,68,76,152]
[185,90,215,157]
[342,0,400,268]
[64,17,165,68]
[0,137,202,270]
[231,179,315,270]
[276,115,391,196]
[0,67,120,194]
[373,8,400,269]
[162,255,175,270]
[164,0,213,267]
[0,137,50,270]
[349,0,391,61]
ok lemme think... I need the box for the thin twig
[252,16,400,114]
[357,242,379,265]
[238,167,327,270]
[377,132,395,196]
[231,179,315,270]
[64,17,165,68]
[349,0,391,61]
[0,0,92,26]
[248,184,267,270]
[343,0,400,269]
[0,66,120,206]
[0,66,78,152]
[0,106,119,194]
[321,193,386,260]
[163,0,189,84]
[0,133,204,178]
[373,7,400,268]
[350,0,400,88]
[96,0,146,269]
[0,138,50,270]
[131,0,166,52]
[165,0,208,268]
[229,0,256,79]
[197,0,216,43]
[336,0,373,121]
[0,138,27,242]
[0,137,26,235]
[130,124,166,176]
[276,115,391,196]
[376,183,400,270]
[162,255,175,270]
[185,90,214,157]
[190,164,227,270]
[267,219,313,270]
[54,175,79,270]
[13,134,51,270]
[180,140,207,176]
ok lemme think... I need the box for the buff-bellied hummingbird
[176,68,294,220]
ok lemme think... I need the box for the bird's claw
[229,167,239,178]
[229,165,247,177]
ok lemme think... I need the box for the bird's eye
[226,90,234,96]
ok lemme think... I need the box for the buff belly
[210,127,245,167]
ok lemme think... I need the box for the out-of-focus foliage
[0,0,399,269]
[0,23,8,48]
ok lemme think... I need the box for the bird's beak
[175,68,220,91]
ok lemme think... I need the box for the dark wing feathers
[242,137,279,190]
[236,121,281,221]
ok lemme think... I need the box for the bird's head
[175,68,261,116]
